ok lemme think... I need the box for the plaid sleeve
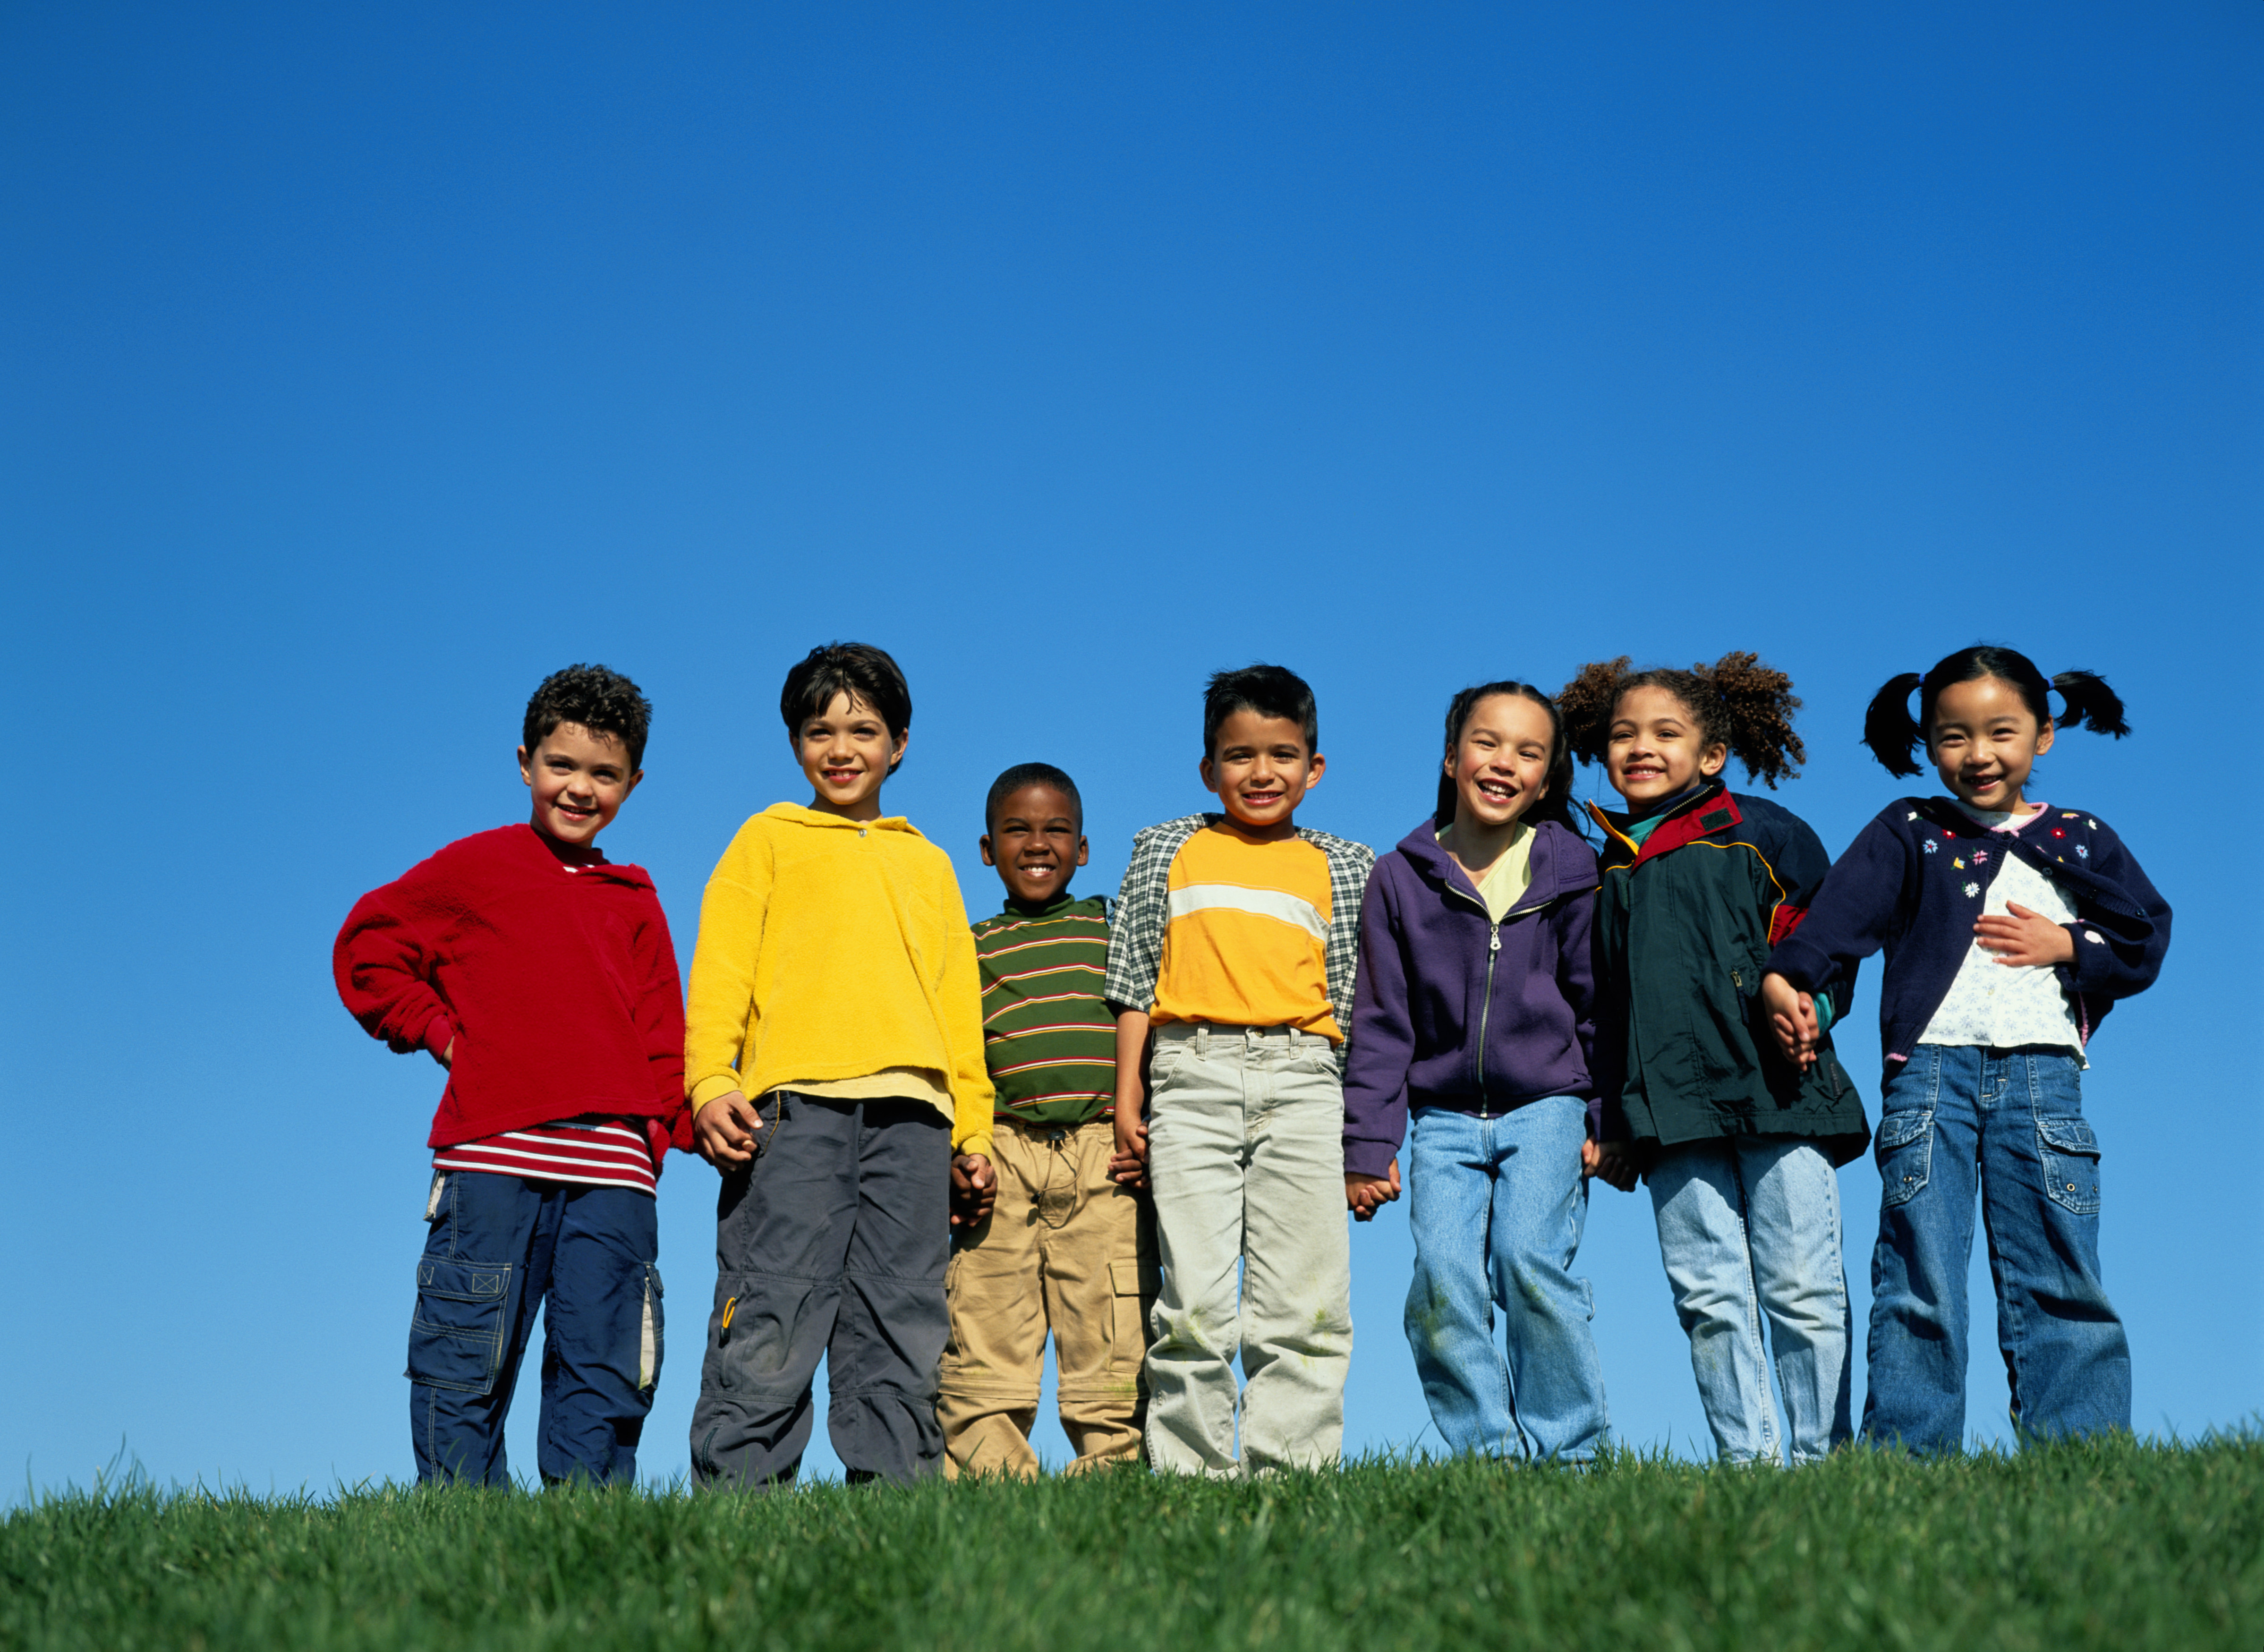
[1103,817,1204,1014]
[1312,832,1376,1042]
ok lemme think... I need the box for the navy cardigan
[1767,797,2170,1068]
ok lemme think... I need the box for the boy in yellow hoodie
[685,642,994,1488]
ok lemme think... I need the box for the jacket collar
[511,822,653,891]
[1588,780,1739,868]
[1394,815,1590,913]
[763,800,922,835]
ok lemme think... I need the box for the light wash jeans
[1143,1023,1353,1475]
[1404,1098,1608,1462]
[1864,1045,2128,1455]
[1648,1136,1853,1465]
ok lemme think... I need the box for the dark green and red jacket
[1588,781,1869,1167]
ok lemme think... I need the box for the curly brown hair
[1557,651,1806,790]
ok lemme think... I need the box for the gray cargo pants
[689,1091,951,1488]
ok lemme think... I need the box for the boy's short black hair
[780,642,912,772]
[1203,664,1319,757]
[986,762,1082,833]
[523,664,652,770]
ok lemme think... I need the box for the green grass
[5,1435,2259,1651]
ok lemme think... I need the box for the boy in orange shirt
[1104,664,1374,1474]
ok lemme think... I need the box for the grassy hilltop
[5,1435,2258,1652]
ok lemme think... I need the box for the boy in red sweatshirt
[334,664,688,1486]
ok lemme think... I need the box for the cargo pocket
[407,1258,511,1394]
[1108,1258,1151,1373]
[638,1266,664,1394]
[2037,1116,2102,1215]
[1875,1110,1934,1209]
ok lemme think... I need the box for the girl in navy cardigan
[1764,645,2170,1455]
[1343,681,1609,1463]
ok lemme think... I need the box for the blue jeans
[1403,1098,1608,1462]
[1863,1045,2128,1455]
[1648,1137,1853,1465]
[408,1170,662,1486]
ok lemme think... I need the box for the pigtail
[1555,657,1631,768]
[1703,651,1805,789]
[2051,670,2130,739]
[1862,672,1928,777]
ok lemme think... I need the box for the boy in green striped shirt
[938,764,1156,1476]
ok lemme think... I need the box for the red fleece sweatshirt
[334,824,689,1158]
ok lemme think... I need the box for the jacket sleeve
[333,880,453,1058]
[1762,809,1856,1026]
[683,820,774,1113]
[1341,868,1414,1179]
[1587,889,1629,1142]
[636,897,692,1157]
[1103,825,1175,1015]
[2058,821,2172,1005]
[930,861,997,1160]
[1553,884,1605,1137]
[1768,808,1910,1016]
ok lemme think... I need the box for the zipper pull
[1489,925,1501,953]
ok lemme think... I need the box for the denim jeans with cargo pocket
[1863,1044,2129,1455]
[407,1169,662,1486]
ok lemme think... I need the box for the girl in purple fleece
[1344,681,1609,1462]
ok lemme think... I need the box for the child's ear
[1199,754,1219,793]
[1075,835,1090,867]
[979,834,996,866]
[1700,742,1729,778]
[517,746,534,786]
[889,728,911,773]
[2034,718,2057,756]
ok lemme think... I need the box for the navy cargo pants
[407,1170,662,1486]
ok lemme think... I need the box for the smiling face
[1606,684,1727,813]
[1201,710,1324,836]
[1927,675,2054,813]
[795,690,906,821]
[519,722,641,848]
[1447,692,1555,830]
[980,783,1088,905]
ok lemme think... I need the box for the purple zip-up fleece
[1342,816,1602,1179]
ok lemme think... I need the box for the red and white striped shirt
[433,1117,659,1194]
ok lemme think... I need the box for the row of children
[333,640,2169,1487]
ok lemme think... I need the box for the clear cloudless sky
[3,3,2257,1496]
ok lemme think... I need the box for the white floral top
[1916,802,2085,1061]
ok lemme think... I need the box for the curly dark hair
[1203,664,1319,758]
[780,642,912,773]
[1557,652,1805,790]
[522,664,653,770]
[986,762,1082,833]
[1433,681,1580,833]
[1861,644,2129,778]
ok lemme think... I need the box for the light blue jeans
[1648,1136,1852,1465]
[1404,1098,1608,1462]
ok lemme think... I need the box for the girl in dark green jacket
[1560,653,1866,1466]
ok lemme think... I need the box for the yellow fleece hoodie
[685,802,995,1158]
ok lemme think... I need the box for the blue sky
[4,3,2257,1493]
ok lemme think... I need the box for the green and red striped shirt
[971,893,1116,1129]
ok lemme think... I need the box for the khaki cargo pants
[938,1116,1156,1477]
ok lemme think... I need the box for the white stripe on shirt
[434,1118,658,1193]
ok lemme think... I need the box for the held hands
[1345,1161,1401,1223]
[1760,971,1819,1072]
[1581,1138,1637,1193]
[694,1090,764,1168]
[1975,902,2077,968]
[950,1153,997,1229]
[1109,1111,1150,1190]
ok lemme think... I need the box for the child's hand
[1109,1112,1149,1190]
[1582,1138,1637,1192]
[1345,1162,1401,1223]
[1975,903,2077,968]
[694,1091,764,1168]
[1759,971,1819,1071]
[435,1038,455,1070]
[950,1153,997,1229]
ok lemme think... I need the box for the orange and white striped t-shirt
[1149,822,1342,1043]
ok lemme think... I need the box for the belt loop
[1195,1023,1209,1057]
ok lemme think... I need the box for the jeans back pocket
[1875,1109,1935,1209]
[406,1259,511,1395]
[2036,1116,2102,1215]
